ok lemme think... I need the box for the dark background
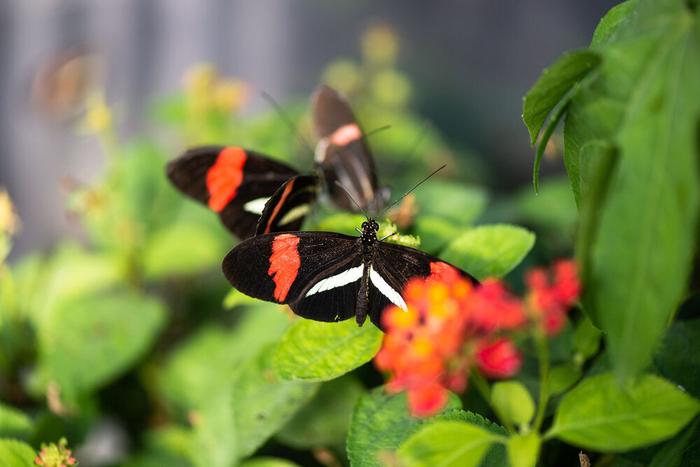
[0,0,616,256]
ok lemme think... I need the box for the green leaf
[192,396,237,467]
[233,346,319,458]
[491,381,535,427]
[507,433,541,467]
[441,224,535,280]
[315,213,366,236]
[273,318,383,382]
[413,216,459,254]
[548,363,582,396]
[413,181,487,226]
[522,49,601,145]
[347,387,461,467]
[573,316,603,361]
[38,289,165,397]
[0,403,32,438]
[397,421,498,467]
[143,224,226,280]
[0,439,35,466]
[564,0,700,381]
[276,375,364,449]
[547,373,700,452]
[654,318,700,398]
[434,410,508,467]
[591,0,639,47]
[159,305,289,409]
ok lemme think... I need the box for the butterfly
[223,210,476,329]
[166,85,388,240]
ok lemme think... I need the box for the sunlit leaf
[397,421,498,467]
[0,439,35,466]
[441,224,535,280]
[547,373,700,451]
[273,318,383,382]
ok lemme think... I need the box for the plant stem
[533,331,550,431]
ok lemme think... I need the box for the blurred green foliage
[1,7,696,467]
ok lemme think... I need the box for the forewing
[312,85,383,214]
[222,232,360,322]
[367,242,477,329]
[166,146,298,239]
[255,174,320,235]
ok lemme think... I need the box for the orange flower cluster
[375,260,580,417]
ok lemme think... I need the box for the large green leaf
[273,318,383,382]
[37,289,165,397]
[547,373,700,451]
[522,49,601,145]
[233,346,319,458]
[276,375,364,449]
[441,224,535,280]
[346,387,461,467]
[0,403,32,438]
[397,421,499,467]
[564,0,700,381]
[0,439,35,466]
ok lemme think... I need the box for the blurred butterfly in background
[166,85,389,239]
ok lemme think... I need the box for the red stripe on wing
[268,234,301,301]
[263,177,295,234]
[206,147,247,212]
[330,123,361,146]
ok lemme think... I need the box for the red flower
[469,279,526,331]
[375,259,580,417]
[475,338,522,378]
[526,260,580,335]
[407,382,450,417]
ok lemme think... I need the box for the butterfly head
[360,219,379,246]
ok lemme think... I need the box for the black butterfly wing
[222,231,361,322]
[366,242,477,329]
[312,85,385,215]
[255,174,320,235]
[167,146,298,239]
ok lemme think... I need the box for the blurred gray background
[0,0,616,256]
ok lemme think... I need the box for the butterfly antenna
[334,181,369,219]
[363,124,392,139]
[260,91,316,156]
[381,164,446,215]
